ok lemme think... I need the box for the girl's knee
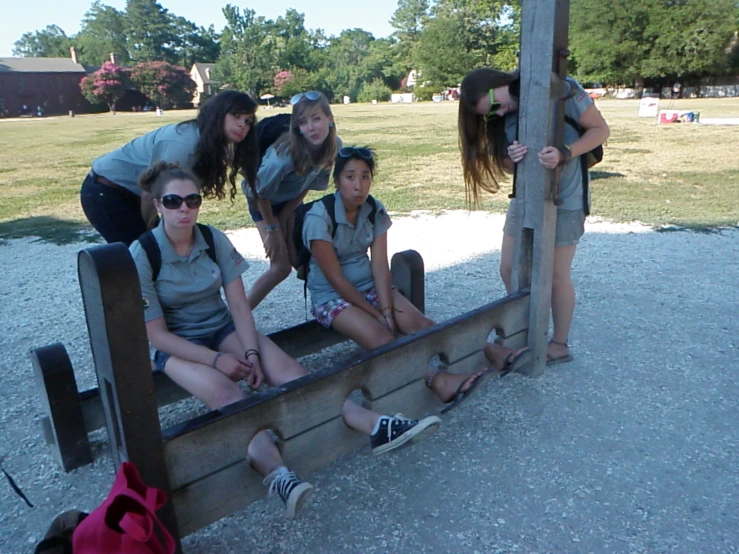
[366,329,395,350]
[209,382,244,409]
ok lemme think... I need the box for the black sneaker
[370,413,441,456]
[263,467,313,518]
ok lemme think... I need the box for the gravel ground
[1,211,738,554]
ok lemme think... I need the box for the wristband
[212,352,224,369]
[264,223,278,232]
[245,348,261,361]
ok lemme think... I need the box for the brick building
[0,51,91,117]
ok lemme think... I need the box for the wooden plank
[78,243,182,552]
[163,293,529,489]
[510,0,569,377]
[391,250,425,313]
[169,347,487,535]
[30,343,92,471]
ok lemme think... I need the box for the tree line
[14,0,739,103]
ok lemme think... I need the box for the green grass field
[0,98,737,244]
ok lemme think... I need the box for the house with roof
[0,49,90,117]
[190,63,218,107]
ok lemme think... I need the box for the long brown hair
[180,90,259,202]
[458,68,519,206]
[274,92,338,175]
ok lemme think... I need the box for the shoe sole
[285,482,313,519]
[372,415,441,456]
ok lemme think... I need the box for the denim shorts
[246,197,289,223]
[503,201,585,247]
[153,320,237,371]
[313,287,380,329]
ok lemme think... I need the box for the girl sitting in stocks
[81,90,259,246]
[458,68,609,365]
[302,147,531,414]
[243,91,341,309]
[129,161,442,518]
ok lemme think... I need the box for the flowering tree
[273,70,293,96]
[79,62,130,113]
[130,61,196,109]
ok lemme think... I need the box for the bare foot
[424,370,485,404]
[483,343,530,372]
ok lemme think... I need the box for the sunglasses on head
[290,91,321,105]
[486,89,502,120]
[338,146,373,160]
[160,193,202,210]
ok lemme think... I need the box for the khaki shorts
[503,201,585,247]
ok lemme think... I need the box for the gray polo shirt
[129,221,249,340]
[92,123,200,196]
[302,192,392,307]
[242,136,343,202]
[504,77,593,211]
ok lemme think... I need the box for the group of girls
[80,67,608,517]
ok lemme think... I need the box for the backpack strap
[366,195,378,225]
[138,230,161,282]
[138,224,217,282]
[196,223,218,266]
[320,194,339,239]
[563,115,591,216]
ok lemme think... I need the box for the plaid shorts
[313,287,380,329]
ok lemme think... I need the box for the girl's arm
[145,317,252,381]
[369,232,396,330]
[570,104,610,157]
[311,240,385,322]
[223,278,264,388]
[278,189,310,224]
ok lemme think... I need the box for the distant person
[130,161,443,516]
[672,81,682,99]
[458,68,609,365]
[80,90,259,246]
[303,146,530,413]
[242,91,341,309]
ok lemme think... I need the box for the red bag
[73,462,175,554]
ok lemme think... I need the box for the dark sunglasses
[160,193,202,210]
[486,89,502,120]
[290,91,321,105]
[338,146,373,160]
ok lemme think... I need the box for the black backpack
[255,113,291,158]
[137,223,217,280]
[292,194,378,281]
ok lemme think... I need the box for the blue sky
[1,0,398,57]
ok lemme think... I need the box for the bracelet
[212,352,224,369]
[380,306,403,314]
[557,145,572,166]
[264,223,278,232]
[245,349,261,361]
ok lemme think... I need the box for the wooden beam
[78,243,182,553]
[511,0,570,377]
[170,345,504,535]
[162,292,529,490]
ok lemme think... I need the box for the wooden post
[78,243,182,553]
[510,0,570,377]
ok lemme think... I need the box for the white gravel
[1,211,738,554]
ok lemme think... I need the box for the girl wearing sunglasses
[243,90,341,309]
[458,68,609,365]
[302,147,530,413]
[130,161,443,516]
[81,90,260,246]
